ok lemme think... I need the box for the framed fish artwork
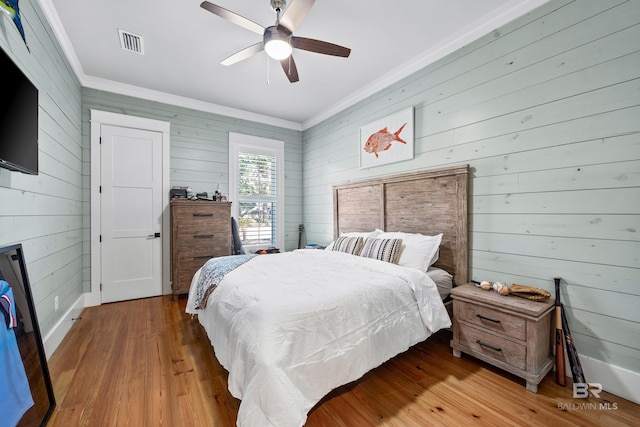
[359,107,414,168]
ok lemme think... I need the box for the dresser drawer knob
[476,340,502,352]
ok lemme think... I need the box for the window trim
[229,132,285,252]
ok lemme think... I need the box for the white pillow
[325,230,380,251]
[427,266,453,300]
[375,229,443,270]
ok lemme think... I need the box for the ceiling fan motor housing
[264,25,293,60]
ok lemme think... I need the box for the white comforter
[186,249,451,427]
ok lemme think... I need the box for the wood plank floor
[46,296,638,426]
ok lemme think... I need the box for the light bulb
[265,39,292,60]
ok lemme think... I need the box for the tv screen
[0,48,38,175]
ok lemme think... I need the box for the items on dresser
[170,200,231,298]
[450,283,554,393]
[170,187,187,199]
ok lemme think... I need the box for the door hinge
[99,137,102,144]
[99,235,102,243]
[100,283,102,291]
[99,185,102,193]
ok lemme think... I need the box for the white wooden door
[100,124,163,303]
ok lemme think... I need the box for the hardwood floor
[47,296,638,426]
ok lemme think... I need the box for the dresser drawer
[456,300,526,341]
[175,268,202,291]
[175,225,229,249]
[174,206,229,228]
[458,324,527,371]
[179,250,213,267]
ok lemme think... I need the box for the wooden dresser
[450,283,554,393]
[170,199,231,298]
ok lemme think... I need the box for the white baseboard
[577,354,640,405]
[84,289,101,307]
[42,294,84,359]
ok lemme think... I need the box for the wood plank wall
[302,0,640,375]
[81,89,304,256]
[0,2,83,338]
[3,0,637,384]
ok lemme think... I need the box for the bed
[186,164,469,426]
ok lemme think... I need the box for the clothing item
[0,280,34,426]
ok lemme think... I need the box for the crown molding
[38,0,85,79]
[37,0,302,131]
[82,75,303,131]
[301,0,550,129]
[39,0,548,132]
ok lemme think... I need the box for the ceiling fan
[200,0,351,83]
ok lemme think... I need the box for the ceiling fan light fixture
[264,27,292,60]
[265,39,292,60]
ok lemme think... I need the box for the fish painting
[1,0,29,52]
[363,123,407,158]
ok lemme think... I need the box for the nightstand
[450,283,554,393]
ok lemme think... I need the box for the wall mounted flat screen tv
[0,47,38,175]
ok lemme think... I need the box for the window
[229,133,285,252]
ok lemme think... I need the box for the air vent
[118,29,144,54]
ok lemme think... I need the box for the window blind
[237,151,277,246]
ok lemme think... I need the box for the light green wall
[2,0,637,377]
[80,89,304,263]
[0,2,83,337]
[302,0,639,373]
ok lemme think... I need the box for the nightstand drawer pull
[477,314,501,323]
[476,340,502,352]
[193,213,214,217]
[193,255,214,259]
[194,234,214,239]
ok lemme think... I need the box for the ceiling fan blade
[280,56,299,83]
[200,1,264,35]
[279,0,315,33]
[292,37,351,57]
[221,42,264,66]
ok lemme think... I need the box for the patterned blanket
[193,254,257,309]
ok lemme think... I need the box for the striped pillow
[360,238,403,264]
[330,236,364,255]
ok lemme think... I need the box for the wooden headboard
[333,164,468,286]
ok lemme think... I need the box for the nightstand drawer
[456,300,526,341]
[451,283,554,393]
[458,325,527,371]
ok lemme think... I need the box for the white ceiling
[44,0,548,130]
